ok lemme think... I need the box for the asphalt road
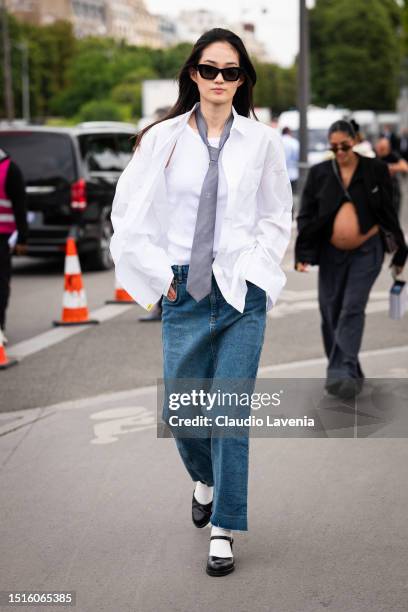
[2,212,408,412]
[0,196,407,612]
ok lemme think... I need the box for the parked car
[0,122,136,270]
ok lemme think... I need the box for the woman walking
[295,120,407,399]
[110,28,292,576]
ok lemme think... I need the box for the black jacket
[294,154,408,268]
[0,147,27,244]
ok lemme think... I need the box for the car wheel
[85,210,114,271]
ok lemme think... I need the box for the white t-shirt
[164,124,228,264]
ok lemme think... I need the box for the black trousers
[318,233,384,380]
[0,234,12,331]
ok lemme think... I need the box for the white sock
[194,481,213,505]
[210,526,233,558]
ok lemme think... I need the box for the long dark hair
[134,28,258,149]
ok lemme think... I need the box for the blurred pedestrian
[295,120,407,399]
[0,147,27,345]
[281,126,300,194]
[381,124,400,153]
[350,119,375,158]
[375,137,408,217]
[110,28,292,576]
[399,128,408,162]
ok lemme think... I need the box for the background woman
[295,120,407,399]
[110,28,292,576]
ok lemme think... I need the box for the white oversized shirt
[165,124,227,264]
[110,102,293,314]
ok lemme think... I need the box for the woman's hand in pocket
[166,277,177,300]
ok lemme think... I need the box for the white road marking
[6,304,134,360]
[0,384,156,437]
[269,289,391,318]
[0,344,407,440]
[279,290,389,301]
[90,406,156,444]
[258,344,408,374]
[3,288,403,360]
[269,299,390,318]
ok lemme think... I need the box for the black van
[0,122,136,270]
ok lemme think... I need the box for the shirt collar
[184,102,247,136]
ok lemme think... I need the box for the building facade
[232,22,268,62]
[176,9,226,45]
[174,9,268,61]
[6,0,162,47]
[71,0,107,37]
[6,2,268,59]
[5,0,72,25]
[107,0,162,48]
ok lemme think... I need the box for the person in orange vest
[0,147,27,344]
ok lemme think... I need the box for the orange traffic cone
[105,277,135,304]
[53,237,99,326]
[0,329,17,369]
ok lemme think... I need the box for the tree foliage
[253,62,297,115]
[401,0,408,85]
[2,3,408,121]
[0,14,76,119]
[309,0,402,110]
[1,14,296,122]
[76,99,127,122]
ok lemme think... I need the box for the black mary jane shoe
[206,535,235,577]
[192,492,213,528]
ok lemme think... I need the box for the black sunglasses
[195,64,244,82]
[330,143,353,153]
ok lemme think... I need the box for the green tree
[310,0,401,110]
[76,99,127,122]
[1,13,297,122]
[51,37,119,116]
[152,42,193,78]
[253,62,296,114]
[401,0,408,85]
[25,20,76,118]
[0,14,76,119]
[111,83,142,116]
[51,38,159,117]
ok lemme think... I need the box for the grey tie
[186,105,233,302]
